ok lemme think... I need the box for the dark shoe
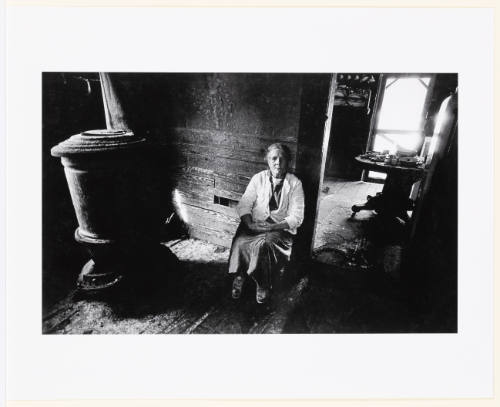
[256,286,270,304]
[231,275,246,299]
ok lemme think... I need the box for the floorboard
[43,179,447,334]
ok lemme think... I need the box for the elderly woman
[228,143,305,304]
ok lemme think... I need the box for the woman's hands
[241,215,289,233]
[249,221,273,233]
[241,215,270,232]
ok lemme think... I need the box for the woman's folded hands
[241,215,289,233]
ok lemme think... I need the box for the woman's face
[267,149,288,178]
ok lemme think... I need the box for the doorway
[312,73,404,273]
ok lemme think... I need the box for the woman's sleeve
[236,174,258,218]
[284,179,305,229]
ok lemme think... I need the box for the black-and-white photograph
[42,72,458,334]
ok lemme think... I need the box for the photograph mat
[5,5,495,401]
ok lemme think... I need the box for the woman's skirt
[228,224,294,289]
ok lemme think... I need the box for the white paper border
[5,6,494,400]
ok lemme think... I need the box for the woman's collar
[267,169,288,181]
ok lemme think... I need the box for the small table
[352,156,426,221]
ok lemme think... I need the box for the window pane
[372,133,395,153]
[377,77,430,131]
[372,132,422,154]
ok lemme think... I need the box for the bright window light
[373,132,422,154]
[377,77,430,131]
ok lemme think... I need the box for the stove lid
[51,129,147,156]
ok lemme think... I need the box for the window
[367,75,433,180]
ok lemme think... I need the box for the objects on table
[359,150,425,168]
[351,151,427,222]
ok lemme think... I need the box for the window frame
[362,73,436,183]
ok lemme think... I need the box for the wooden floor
[43,239,312,334]
[313,178,382,268]
[44,179,447,334]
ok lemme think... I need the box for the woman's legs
[228,225,252,299]
[250,231,293,303]
[228,226,293,303]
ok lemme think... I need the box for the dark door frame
[294,73,337,259]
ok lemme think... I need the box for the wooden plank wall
[156,74,304,247]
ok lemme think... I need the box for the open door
[293,74,337,259]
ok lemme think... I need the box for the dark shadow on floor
[283,261,419,333]
[43,244,448,334]
[43,241,308,334]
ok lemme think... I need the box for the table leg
[351,173,416,220]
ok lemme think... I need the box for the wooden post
[293,74,337,260]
